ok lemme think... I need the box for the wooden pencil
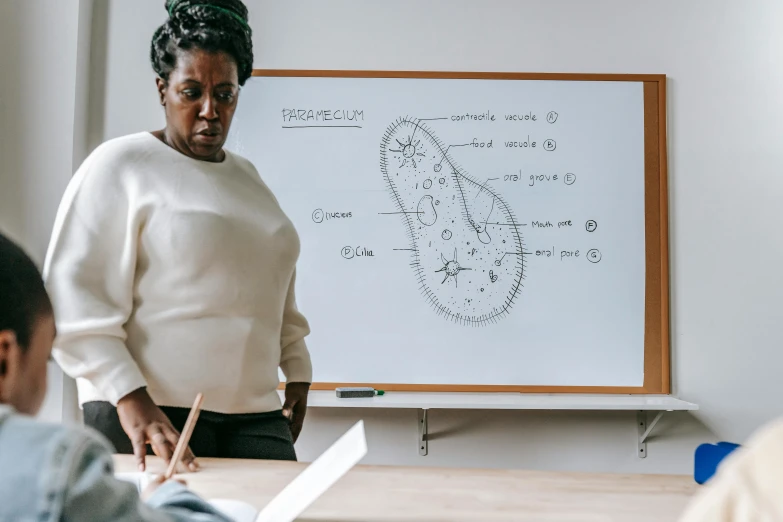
[164,392,204,479]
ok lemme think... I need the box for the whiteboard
[225,73,650,389]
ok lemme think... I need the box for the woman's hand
[282,382,310,443]
[116,388,198,472]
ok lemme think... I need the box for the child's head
[0,232,54,415]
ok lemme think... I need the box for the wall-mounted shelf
[280,391,698,458]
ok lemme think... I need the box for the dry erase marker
[335,387,385,398]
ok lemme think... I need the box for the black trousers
[83,401,297,461]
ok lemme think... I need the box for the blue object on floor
[694,442,741,484]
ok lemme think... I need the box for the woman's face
[157,48,240,162]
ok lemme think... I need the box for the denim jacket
[0,405,233,522]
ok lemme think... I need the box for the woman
[44,0,312,471]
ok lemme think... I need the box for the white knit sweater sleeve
[278,268,313,384]
[43,141,147,405]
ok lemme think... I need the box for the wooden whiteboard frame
[253,70,670,395]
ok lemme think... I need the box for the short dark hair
[151,0,254,86]
[0,232,52,350]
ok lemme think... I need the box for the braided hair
[151,0,254,86]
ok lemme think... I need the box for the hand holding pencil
[140,392,204,500]
[117,388,201,472]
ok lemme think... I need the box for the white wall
[23,0,783,473]
[0,0,78,259]
[0,0,91,424]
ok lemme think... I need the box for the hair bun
[165,0,249,23]
[153,0,254,86]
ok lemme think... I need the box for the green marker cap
[376,390,385,396]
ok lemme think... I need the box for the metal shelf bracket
[418,409,428,456]
[637,410,668,458]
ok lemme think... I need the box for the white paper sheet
[114,420,368,522]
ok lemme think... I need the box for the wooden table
[114,456,697,522]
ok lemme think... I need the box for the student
[0,232,232,521]
[679,418,783,520]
